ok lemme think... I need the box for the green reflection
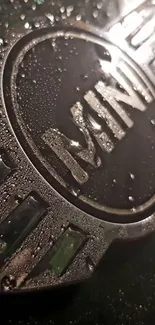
[50,227,85,276]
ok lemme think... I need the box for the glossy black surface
[0,193,47,266]
[3,26,155,223]
[3,234,155,325]
[1,0,155,323]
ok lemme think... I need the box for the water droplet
[76,14,82,21]
[129,173,135,180]
[66,5,74,13]
[34,21,40,28]
[5,22,9,28]
[24,22,30,29]
[51,41,57,51]
[14,195,22,204]
[151,119,155,125]
[70,187,81,197]
[61,224,65,231]
[37,245,41,251]
[93,10,98,18]
[60,6,65,13]
[45,13,54,24]
[129,196,134,202]
[32,4,36,10]
[1,275,16,292]
[0,38,3,46]
[106,141,111,147]
[97,2,103,9]
[82,74,88,80]
[86,257,95,272]
[61,13,67,20]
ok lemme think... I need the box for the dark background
[1,1,155,324]
[2,235,155,325]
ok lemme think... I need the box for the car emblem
[1,0,155,291]
[2,26,155,224]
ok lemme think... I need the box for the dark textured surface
[1,0,155,324]
[2,234,155,324]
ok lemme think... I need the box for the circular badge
[2,27,155,223]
